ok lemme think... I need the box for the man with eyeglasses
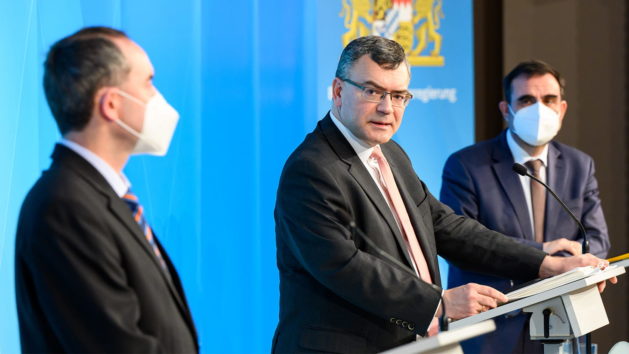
[272,36,609,353]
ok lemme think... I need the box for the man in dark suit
[273,37,608,353]
[441,60,610,353]
[15,27,197,353]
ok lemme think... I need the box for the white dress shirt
[329,112,388,196]
[59,139,131,198]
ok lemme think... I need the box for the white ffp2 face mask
[115,89,179,156]
[509,102,560,146]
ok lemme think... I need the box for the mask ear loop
[508,104,517,117]
[110,89,145,141]
[114,116,143,141]
[507,104,522,138]
[117,89,147,106]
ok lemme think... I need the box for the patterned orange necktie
[122,190,169,273]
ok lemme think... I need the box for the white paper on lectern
[506,265,606,300]
[449,265,625,330]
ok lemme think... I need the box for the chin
[372,138,392,146]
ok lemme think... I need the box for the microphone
[512,163,589,254]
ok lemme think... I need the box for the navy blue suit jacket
[440,130,610,353]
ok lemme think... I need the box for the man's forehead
[512,73,561,95]
[349,55,410,88]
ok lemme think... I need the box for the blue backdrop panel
[0,1,472,353]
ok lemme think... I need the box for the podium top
[449,265,625,330]
[613,258,629,269]
[380,320,496,354]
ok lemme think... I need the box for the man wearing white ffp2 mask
[440,60,609,354]
[115,89,179,156]
[508,101,561,146]
[15,26,198,353]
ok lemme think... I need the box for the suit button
[402,321,408,328]
[390,317,396,323]
[408,323,415,330]
[396,319,402,326]
[510,280,514,288]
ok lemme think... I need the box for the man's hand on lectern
[440,283,508,320]
[539,254,618,292]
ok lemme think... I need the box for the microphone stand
[512,163,589,254]
[513,163,592,353]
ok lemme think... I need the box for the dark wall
[475,0,628,351]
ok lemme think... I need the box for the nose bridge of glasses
[380,90,410,108]
[377,91,395,110]
[380,90,392,101]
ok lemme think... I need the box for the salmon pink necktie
[369,146,438,336]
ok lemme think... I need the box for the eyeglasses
[340,78,413,108]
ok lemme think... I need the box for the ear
[498,101,510,121]
[332,77,344,107]
[558,100,568,123]
[97,87,122,122]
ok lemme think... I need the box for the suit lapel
[491,132,533,239]
[544,143,563,238]
[153,234,199,344]
[319,116,415,270]
[106,198,189,311]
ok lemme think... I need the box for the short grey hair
[335,36,409,79]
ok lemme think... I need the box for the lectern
[380,320,496,354]
[449,265,625,354]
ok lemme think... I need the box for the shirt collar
[329,111,376,166]
[506,128,549,167]
[59,138,131,197]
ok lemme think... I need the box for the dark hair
[43,26,130,134]
[503,60,566,103]
[335,36,409,79]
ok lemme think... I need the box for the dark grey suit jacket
[15,145,198,353]
[272,115,547,353]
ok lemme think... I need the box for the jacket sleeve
[581,158,610,257]
[431,182,546,281]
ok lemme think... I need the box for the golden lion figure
[411,0,443,57]
[340,0,372,47]
[373,0,391,21]
[394,21,414,53]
